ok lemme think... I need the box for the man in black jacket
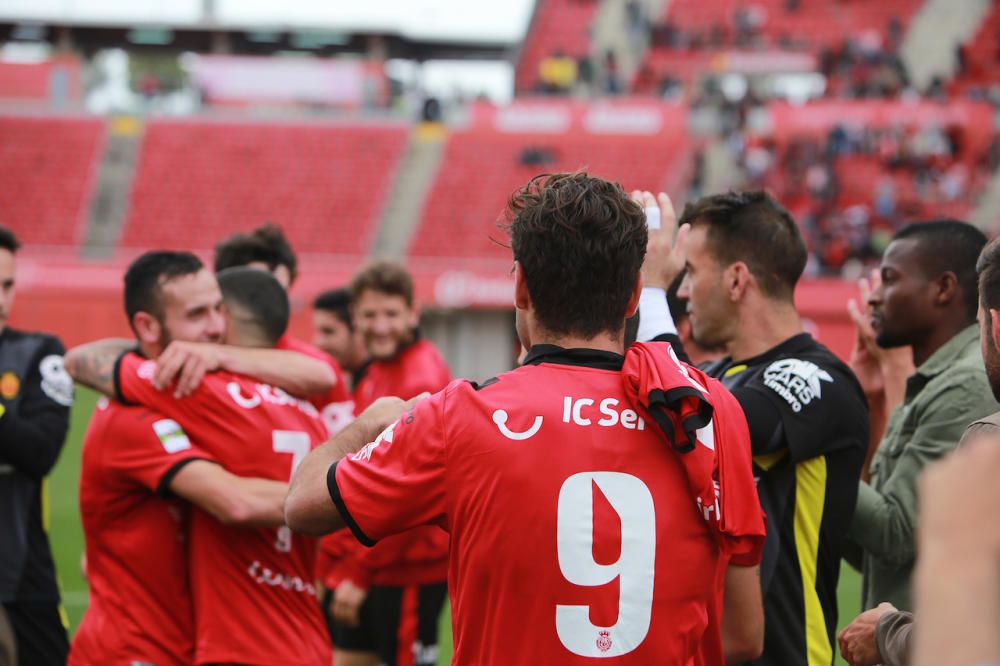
[0,226,73,666]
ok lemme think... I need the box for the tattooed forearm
[63,338,135,397]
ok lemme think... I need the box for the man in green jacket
[846,219,999,612]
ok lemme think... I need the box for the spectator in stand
[538,50,578,95]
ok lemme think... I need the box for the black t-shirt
[662,332,867,666]
[0,329,73,603]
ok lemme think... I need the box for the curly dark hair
[506,172,647,339]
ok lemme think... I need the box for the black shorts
[2,601,68,666]
[324,582,447,666]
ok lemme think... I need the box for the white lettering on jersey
[321,400,355,436]
[353,423,395,462]
[39,355,73,406]
[152,418,191,454]
[556,472,655,657]
[762,358,833,413]
[225,381,320,418]
[246,560,317,597]
[562,396,645,430]
[492,409,543,441]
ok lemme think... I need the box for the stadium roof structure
[0,0,533,60]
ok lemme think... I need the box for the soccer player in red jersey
[67,252,327,666]
[321,262,451,666]
[214,223,355,435]
[287,173,768,664]
[74,267,333,666]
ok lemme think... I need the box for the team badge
[596,630,612,653]
[0,371,19,400]
[39,355,74,406]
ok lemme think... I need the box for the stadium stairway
[899,0,991,91]
[590,0,667,90]
[370,122,448,260]
[971,168,1000,234]
[82,115,143,259]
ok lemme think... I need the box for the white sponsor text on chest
[562,396,645,430]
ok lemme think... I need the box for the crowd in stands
[731,121,996,275]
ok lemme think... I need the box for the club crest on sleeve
[0,371,19,400]
[353,423,395,462]
[153,419,191,454]
[39,355,73,406]
[762,358,832,413]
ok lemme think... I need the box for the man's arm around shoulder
[169,460,287,527]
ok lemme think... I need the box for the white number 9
[556,472,655,657]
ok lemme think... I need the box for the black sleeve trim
[327,461,377,547]
[646,386,713,453]
[113,351,138,406]
[157,457,216,498]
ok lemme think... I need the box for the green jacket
[848,324,998,611]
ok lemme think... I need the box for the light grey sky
[0,0,536,43]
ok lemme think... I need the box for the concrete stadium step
[900,0,991,91]
[370,122,448,261]
[81,115,143,259]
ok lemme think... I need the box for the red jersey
[277,334,354,436]
[72,398,210,666]
[320,337,451,589]
[330,346,765,665]
[352,337,452,413]
[116,352,332,666]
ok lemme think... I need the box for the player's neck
[533,331,625,356]
[727,299,802,362]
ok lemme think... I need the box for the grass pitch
[48,387,859,665]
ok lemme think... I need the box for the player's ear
[513,262,531,310]
[990,308,1000,354]
[727,262,751,302]
[407,301,420,329]
[625,274,643,318]
[132,311,162,347]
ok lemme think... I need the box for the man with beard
[635,190,869,666]
[322,261,451,666]
[838,231,1000,666]
[65,252,334,665]
[842,219,996,614]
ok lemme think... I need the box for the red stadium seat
[121,119,408,255]
[0,115,105,248]
[408,128,692,262]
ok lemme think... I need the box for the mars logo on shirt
[762,358,833,413]
[596,631,612,652]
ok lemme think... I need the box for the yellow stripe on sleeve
[794,456,832,666]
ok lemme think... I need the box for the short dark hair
[314,288,352,328]
[679,191,806,301]
[979,237,1000,313]
[506,171,647,338]
[897,219,987,320]
[124,251,204,330]
[216,267,289,346]
[0,227,20,253]
[214,223,298,284]
[350,262,414,306]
